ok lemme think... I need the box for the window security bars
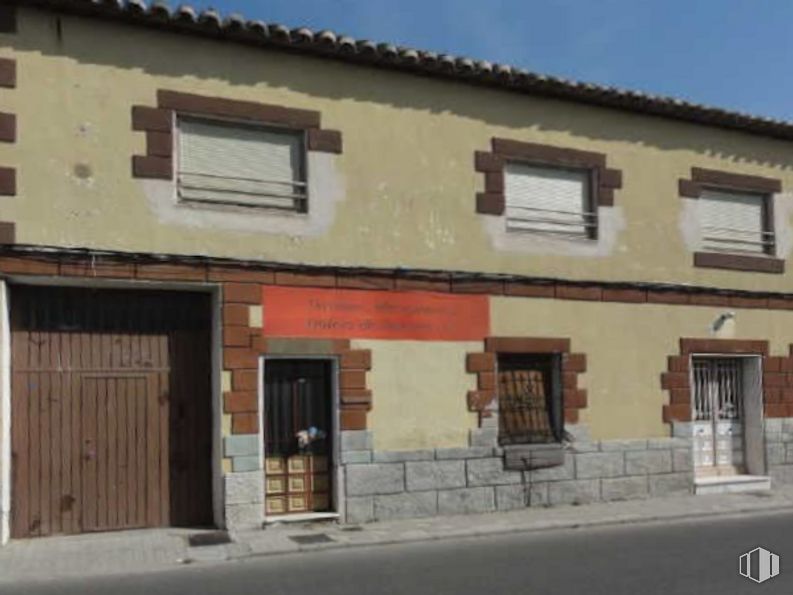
[505,205,598,239]
[701,225,774,255]
[497,354,563,445]
[692,358,743,422]
[178,171,308,212]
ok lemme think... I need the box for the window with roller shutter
[504,162,597,239]
[177,118,307,212]
[699,188,774,256]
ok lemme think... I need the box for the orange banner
[262,286,489,341]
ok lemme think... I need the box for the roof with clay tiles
[10,0,793,142]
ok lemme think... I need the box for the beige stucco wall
[354,298,793,450]
[491,296,793,441]
[2,9,793,294]
[356,339,480,451]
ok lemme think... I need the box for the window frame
[679,167,784,274]
[175,114,310,214]
[495,352,564,446]
[503,160,599,241]
[697,186,775,257]
[474,138,623,243]
[131,89,344,216]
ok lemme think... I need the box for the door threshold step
[263,512,340,525]
[694,475,771,495]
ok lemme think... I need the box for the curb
[234,499,793,561]
[4,497,793,586]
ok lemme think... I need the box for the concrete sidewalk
[3,488,793,585]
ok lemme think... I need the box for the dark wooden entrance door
[263,360,333,516]
[10,286,213,538]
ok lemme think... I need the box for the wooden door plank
[39,327,53,537]
[59,329,73,534]
[70,331,84,535]
[116,377,129,528]
[145,372,161,527]
[140,329,156,527]
[187,326,201,525]
[10,320,30,538]
[51,326,65,535]
[135,376,147,528]
[106,377,118,530]
[94,376,107,531]
[108,327,121,530]
[197,329,213,524]
[48,327,62,535]
[125,378,138,528]
[157,333,170,527]
[28,325,42,538]
[170,328,185,526]
[80,377,96,532]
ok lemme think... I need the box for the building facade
[1,1,793,542]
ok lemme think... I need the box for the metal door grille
[692,357,746,473]
[692,358,743,421]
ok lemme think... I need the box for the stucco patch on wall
[772,193,793,259]
[482,205,626,257]
[678,197,702,251]
[141,151,345,237]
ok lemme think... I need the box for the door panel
[264,360,333,516]
[10,287,212,538]
[79,375,162,532]
[692,358,746,476]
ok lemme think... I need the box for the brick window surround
[466,337,587,426]
[220,282,372,435]
[474,138,623,231]
[131,90,343,181]
[660,338,793,423]
[679,167,784,274]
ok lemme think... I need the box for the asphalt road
[7,511,793,595]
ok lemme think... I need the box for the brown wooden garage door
[10,286,213,538]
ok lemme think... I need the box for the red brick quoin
[661,338,793,423]
[219,273,372,434]
[466,337,587,426]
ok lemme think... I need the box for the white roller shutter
[699,189,768,254]
[504,163,592,237]
[178,119,305,210]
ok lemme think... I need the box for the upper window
[680,167,782,273]
[699,189,774,256]
[497,353,563,446]
[504,163,596,240]
[474,139,622,250]
[177,118,307,212]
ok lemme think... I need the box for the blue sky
[192,1,793,121]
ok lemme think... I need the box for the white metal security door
[692,358,745,475]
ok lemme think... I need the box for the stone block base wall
[765,418,793,484]
[342,426,694,524]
